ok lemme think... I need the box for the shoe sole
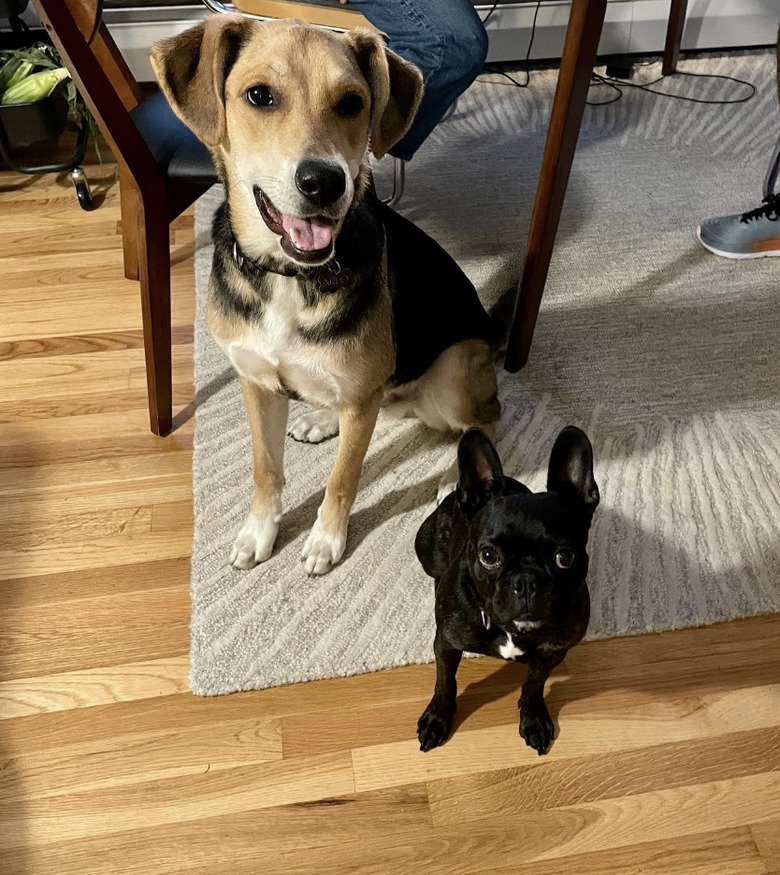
[696,227,780,259]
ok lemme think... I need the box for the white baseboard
[106,0,778,82]
[482,0,778,63]
[106,9,207,82]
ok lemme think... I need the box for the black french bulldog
[415,426,599,754]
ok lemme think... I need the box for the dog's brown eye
[478,546,501,569]
[246,86,274,108]
[555,549,575,570]
[335,92,364,118]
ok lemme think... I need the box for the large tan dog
[152,17,500,575]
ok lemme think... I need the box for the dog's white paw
[437,461,458,504]
[288,408,339,444]
[230,511,280,570]
[301,518,347,576]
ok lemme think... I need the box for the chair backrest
[31,0,162,190]
[66,0,102,43]
[218,0,381,34]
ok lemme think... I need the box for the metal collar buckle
[231,236,347,291]
[232,240,245,271]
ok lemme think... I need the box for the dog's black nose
[295,160,346,208]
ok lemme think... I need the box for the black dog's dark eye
[478,546,502,569]
[335,92,364,118]
[555,549,575,570]
[246,85,275,108]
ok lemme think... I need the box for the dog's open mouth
[255,188,336,264]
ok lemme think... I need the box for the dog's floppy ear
[348,28,424,160]
[457,428,505,517]
[547,426,600,514]
[150,15,249,147]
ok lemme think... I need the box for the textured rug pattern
[191,52,780,695]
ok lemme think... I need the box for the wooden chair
[32,0,216,436]
[504,0,689,370]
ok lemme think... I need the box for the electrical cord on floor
[480,0,542,89]
[481,0,499,27]
[586,68,756,106]
[477,1,756,108]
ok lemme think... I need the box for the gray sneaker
[697,194,780,258]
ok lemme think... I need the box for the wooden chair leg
[119,166,141,281]
[504,0,608,372]
[662,0,689,76]
[137,190,172,437]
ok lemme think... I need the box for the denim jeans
[347,0,488,159]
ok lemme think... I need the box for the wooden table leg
[504,0,608,373]
[662,0,689,75]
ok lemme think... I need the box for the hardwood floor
[0,168,778,875]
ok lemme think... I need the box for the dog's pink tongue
[281,214,333,251]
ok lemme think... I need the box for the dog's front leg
[230,379,289,570]
[301,389,383,576]
[518,651,566,755]
[417,634,463,751]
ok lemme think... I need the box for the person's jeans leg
[349,0,488,159]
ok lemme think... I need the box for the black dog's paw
[417,704,454,752]
[519,705,555,755]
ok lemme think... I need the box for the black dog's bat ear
[457,428,504,516]
[547,426,600,513]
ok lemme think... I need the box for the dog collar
[232,239,295,277]
[231,237,351,293]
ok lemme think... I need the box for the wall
[100,0,779,82]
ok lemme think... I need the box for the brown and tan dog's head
[151,17,423,266]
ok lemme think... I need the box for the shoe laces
[740,193,780,224]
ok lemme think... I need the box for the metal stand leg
[763,131,780,198]
[383,157,406,208]
[70,166,94,210]
[380,101,450,208]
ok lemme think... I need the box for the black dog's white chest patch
[498,634,525,660]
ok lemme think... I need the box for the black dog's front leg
[417,635,462,752]
[518,652,566,755]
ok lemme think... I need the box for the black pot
[0,0,29,19]
[0,77,69,147]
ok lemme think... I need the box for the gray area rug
[191,52,780,696]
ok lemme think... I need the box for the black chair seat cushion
[131,91,217,184]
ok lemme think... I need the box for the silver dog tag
[480,610,491,630]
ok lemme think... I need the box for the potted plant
[0,41,95,208]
